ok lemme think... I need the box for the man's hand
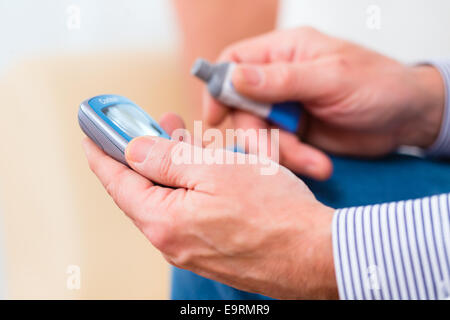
[205,27,445,176]
[82,113,338,299]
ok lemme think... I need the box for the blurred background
[0,0,449,299]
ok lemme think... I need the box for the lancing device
[191,58,302,133]
[78,94,170,166]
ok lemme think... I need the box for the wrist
[398,65,445,148]
[294,203,338,299]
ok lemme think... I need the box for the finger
[206,27,331,125]
[232,61,332,103]
[159,112,194,145]
[125,136,213,189]
[305,119,395,157]
[217,32,274,64]
[231,111,273,156]
[217,28,302,64]
[205,30,290,126]
[159,112,185,136]
[217,26,328,64]
[278,130,333,180]
[232,110,268,131]
[205,29,306,126]
[203,88,229,126]
[82,137,170,222]
[231,111,332,179]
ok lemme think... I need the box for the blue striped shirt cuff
[332,193,450,300]
[424,60,450,158]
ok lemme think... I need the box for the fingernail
[126,137,156,164]
[235,66,262,86]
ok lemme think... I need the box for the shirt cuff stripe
[332,193,450,299]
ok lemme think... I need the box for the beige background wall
[0,52,192,298]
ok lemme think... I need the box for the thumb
[125,136,212,189]
[232,62,326,103]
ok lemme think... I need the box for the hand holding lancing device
[204,27,444,179]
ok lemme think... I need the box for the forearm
[332,193,450,299]
[172,0,279,114]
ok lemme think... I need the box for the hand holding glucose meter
[78,94,170,165]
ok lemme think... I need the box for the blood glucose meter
[78,94,170,165]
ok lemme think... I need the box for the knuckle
[157,142,178,180]
[147,222,174,252]
[104,169,124,198]
[149,223,194,268]
[171,250,194,268]
[104,169,131,206]
[104,180,115,198]
[334,55,349,69]
[334,55,349,70]
[219,45,241,62]
[327,55,350,79]
[296,26,318,36]
[220,46,234,60]
[274,64,295,91]
[87,157,100,174]
[220,35,258,62]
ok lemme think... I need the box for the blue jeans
[171,154,450,299]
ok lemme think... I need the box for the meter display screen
[102,103,162,138]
